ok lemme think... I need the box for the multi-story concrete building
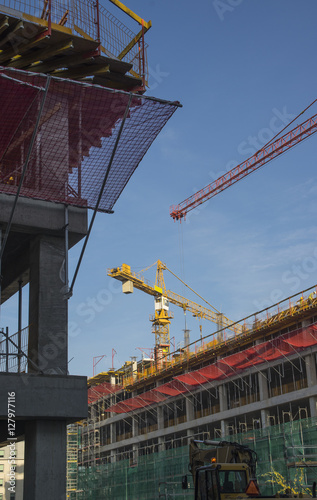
[78,288,317,499]
[0,441,24,500]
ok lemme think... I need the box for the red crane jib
[170,113,317,221]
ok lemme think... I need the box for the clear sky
[3,0,317,377]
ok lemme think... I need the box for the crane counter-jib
[108,265,162,297]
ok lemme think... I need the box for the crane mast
[108,261,242,366]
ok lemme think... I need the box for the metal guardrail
[122,285,317,387]
[0,0,148,78]
[0,326,28,372]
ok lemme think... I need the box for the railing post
[5,326,9,372]
[48,0,52,35]
[94,0,101,55]
[141,19,145,88]
[18,279,22,373]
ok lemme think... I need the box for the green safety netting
[77,418,317,500]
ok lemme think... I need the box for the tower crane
[108,260,242,363]
[170,111,317,221]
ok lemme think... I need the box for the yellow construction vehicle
[184,440,315,500]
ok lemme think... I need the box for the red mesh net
[174,325,317,389]
[284,324,317,347]
[176,371,209,386]
[88,381,123,404]
[105,389,167,413]
[154,380,189,396]
[103,326,317,413]
[0,67,179,212]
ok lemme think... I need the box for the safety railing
[120,285,317,388]
[0,0,148,79]
[0,326,28,372]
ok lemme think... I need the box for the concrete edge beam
[0,193,87,246]
[0,373,88,420]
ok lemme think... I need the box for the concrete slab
[0,373,88,420]
[0,194,87,303]
[0,193,87,243]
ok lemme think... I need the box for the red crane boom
[170,113,317,221]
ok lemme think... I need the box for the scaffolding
[0,326,28,372]
[85,285,317,391]
[0,0,150,83]
[67,424,80,500]
[77,418,317,500]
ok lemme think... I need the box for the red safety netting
[105,388,167,413]
[154,380,189,396]
[105,401,137,414]
[88,381,123,404]
[174,325,317,388]
[0,67,179,212]
[102,325,317,414]
[0,74,42,165]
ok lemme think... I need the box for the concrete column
[261,409,270,428]
[309,397,317,418]
[187,428,194,441]
[219,384,228,437]
[305,354,317,417]
[305,354,317,387]
[132,416,138,437]
[157,406,164,430]
[132,442,138,466]
[219,384,228,412]
[28,235,68,375]
[258,371,269,400]
[110,422,116,445]
[23,420,66,500]
[158,436,165,452]
[221,419,227,438]
[186,395,194,422]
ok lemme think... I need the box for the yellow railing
[120,286,317,389]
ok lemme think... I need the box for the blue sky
[3,0,317,377]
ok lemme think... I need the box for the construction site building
[78,288,317,499]
[0,2,178,499]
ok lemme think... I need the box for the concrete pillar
[132,416,138,437]
[309,397,317,418]
[261,409,269,428]
[219,384,228,437]
[219,384,228,412]
[158,436,165,452]
[110,422,116,445]
[305,354,317,417]
[258,371,269,400]
[23,420,66,500]
[28,235,67,375]
[186,395,194,422]
[157,406,164,430]
[221,419,227,438]
[305,354,317,387]
[187,428,194,441]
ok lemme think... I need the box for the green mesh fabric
[77,418,317,499]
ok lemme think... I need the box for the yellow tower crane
[108,260,242,363]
